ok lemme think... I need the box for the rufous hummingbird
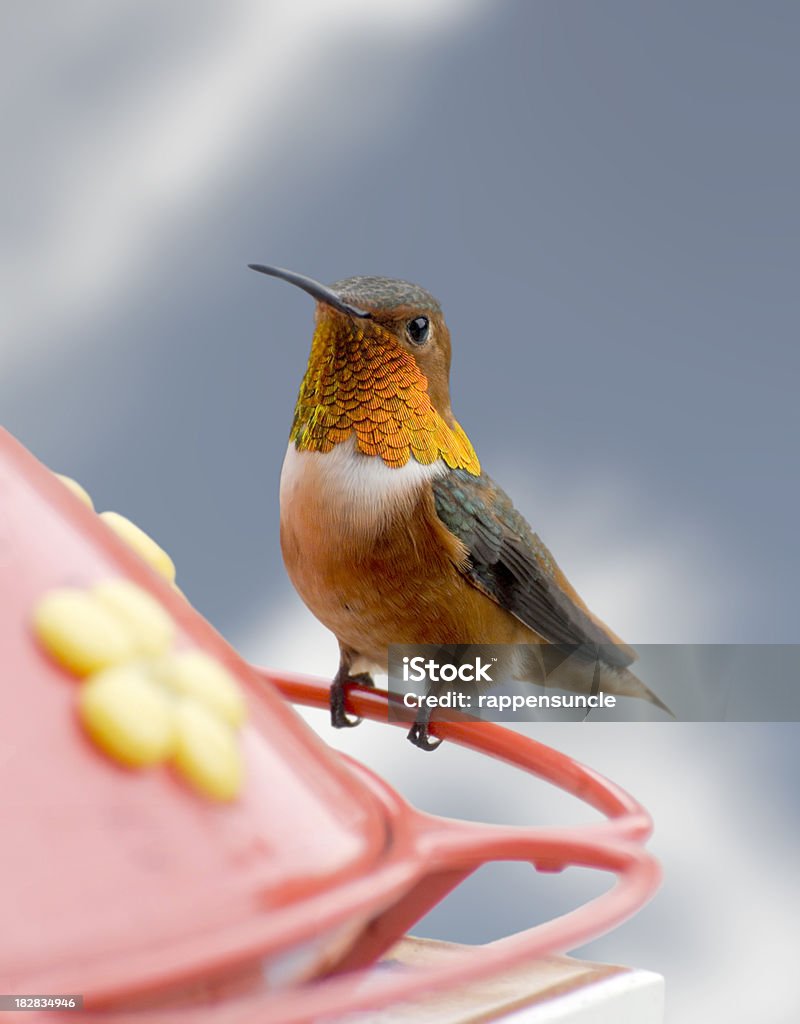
[250,265,671,749]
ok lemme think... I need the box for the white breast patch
[280,437,448,535]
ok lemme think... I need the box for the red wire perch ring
[81,672,660,1024]
[220,670,662,1024]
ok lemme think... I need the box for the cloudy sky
[3,2,799,1020]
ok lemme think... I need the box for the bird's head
[250,264,479,473]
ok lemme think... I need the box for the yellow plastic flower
[35,478,246,802]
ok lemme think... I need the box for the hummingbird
[250,264,671,749]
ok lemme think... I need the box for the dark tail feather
[603,665,675,718]
[518,646,675,718]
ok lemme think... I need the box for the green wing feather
[432,469,634,669]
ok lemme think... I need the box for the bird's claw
[407,720,443,751]
[330,703,362,729]
[329,673,375,729]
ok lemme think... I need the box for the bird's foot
[407,718,443,752]
[329,672,375,730]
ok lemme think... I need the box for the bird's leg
[330,662,360,729]
[407,646,477,751]
[407,676,444,752]
[330,651,375,730]
[407,703,443,751]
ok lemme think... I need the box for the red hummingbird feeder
[0,428,660,1023]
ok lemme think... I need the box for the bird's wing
[432,469,636,668]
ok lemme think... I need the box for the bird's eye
[406,316,430,346]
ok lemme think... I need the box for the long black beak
[248,264,371,319]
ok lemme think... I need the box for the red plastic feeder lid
[0,430,402,1001]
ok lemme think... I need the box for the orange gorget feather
[290,319,481,473]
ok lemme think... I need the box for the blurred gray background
[3,2,798,1021]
